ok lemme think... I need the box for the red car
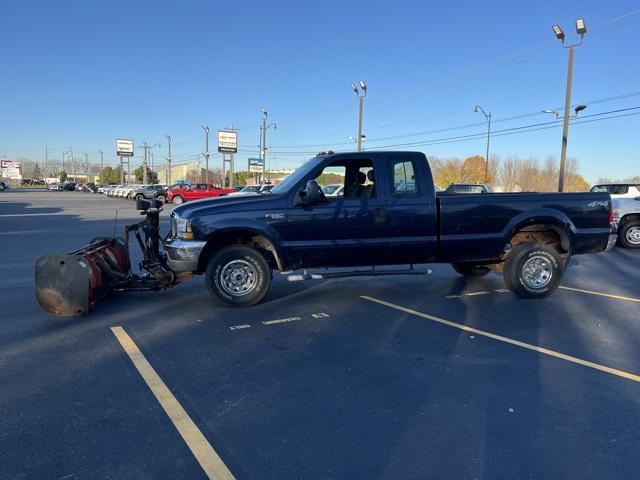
[167,183,236,205]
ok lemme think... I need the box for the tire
[134,194,143,202]
[156,195,165,204]
[451,263,491,277]
[503,243,563,298]
[173,195,184,205]
[205,245,271,307]
[617,220,640,249]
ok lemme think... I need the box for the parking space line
[559,286,640,303]
[110,327,235,480]
[263,316,302,325]
[360,296,640,384]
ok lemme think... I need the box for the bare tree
[499,156,520,192]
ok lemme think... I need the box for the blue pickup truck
[165,151,616,307]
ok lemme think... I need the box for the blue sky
[2,0,639,182]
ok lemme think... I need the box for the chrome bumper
[605,233,617,252]
[164,239,207,272]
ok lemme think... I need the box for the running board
[286,267,432,282]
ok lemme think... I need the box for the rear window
[391,159,418,195]
[591,185,629,194]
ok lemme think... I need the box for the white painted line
[361,296,640,384]
[311,312,330,318]
[494,289,510,293]
[465,291,491,296]
[0,212,62,217]
[110,327,235,479]
[229,324,251,331]
[262,316,301,325]
[446,295,462,299]
[559,286,640,303]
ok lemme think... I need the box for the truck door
[282,156,391,268]
[381,153,438,263]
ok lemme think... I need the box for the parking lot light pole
[201,125,210,184]
[260,108,276,183]
[99,150,103,184]
[164,135,172,185]
[351,81,367,152]
[473,105,492,183]
[552,18,587,192]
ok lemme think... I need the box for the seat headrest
[355,171,367,185]
[367,169,375,182]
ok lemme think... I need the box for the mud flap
[35,254,91,316]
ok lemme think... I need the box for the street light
[201,125,210,184]
[542,104,588,119]
[551,17,587,192]
[352,80,367,152]
[260,108,276,183]
[474,105,492,183]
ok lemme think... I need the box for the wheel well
[619,213,640,228]
[197,230,281,273]
[509,224,569,253]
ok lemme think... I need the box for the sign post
[116,139,134,185]
[218,130,237,188]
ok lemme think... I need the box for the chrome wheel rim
[220,259,257,296]
[626,226,640,245]
[522,255,553,289]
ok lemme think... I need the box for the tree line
[429,154,590,192]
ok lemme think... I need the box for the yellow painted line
[360,296,640,384]
[111,327,235,480]
[559,286,640,303]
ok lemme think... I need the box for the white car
[322,183,344,197]
[591,184,640,199]
[613,196,640,248]
[229,185,274,196]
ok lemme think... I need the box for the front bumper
[164,239,207,272]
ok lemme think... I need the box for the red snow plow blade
[35,199,179,317]
[35,238,131,316]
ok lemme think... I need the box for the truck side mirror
[293,188,308,207]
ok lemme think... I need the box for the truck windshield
[270,157,323,194]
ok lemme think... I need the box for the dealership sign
[217,130,238,153]
[1,160,22,179]
[116,139,134,157]
[248,158,263,172]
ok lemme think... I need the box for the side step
[286,266,432,282]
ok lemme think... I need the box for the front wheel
[206,245,271,307]
[156,195,165,204]
[618,220,640,249]
[503,243,563,298]
[172,195,184,205]
[451,263,491,277]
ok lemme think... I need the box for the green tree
[58,171,68,182]
[134,166,158,184]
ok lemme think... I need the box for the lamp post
[260,108,276,183]
[351,81,367,151]
[99,150,103,184]
[552,18,587,192]
[201,125,209,184]
[473,105,492,183]
[165,135,172,185]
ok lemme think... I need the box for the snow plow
[35,199,180,316]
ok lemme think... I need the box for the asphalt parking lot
[2,191,640,479]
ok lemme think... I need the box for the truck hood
[171,193,285,218]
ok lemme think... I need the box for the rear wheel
[206,245,271,307]
[134,194,143,202]
[503,243,563,298]
[156,195,165,204]
[451,263,491,277]
[173,195,184,205]
[618,220,640,249]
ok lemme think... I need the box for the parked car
[612,196,640,248]
[84,182,98,193]
[322,183,344,197]
[229,184,275,196]
[167,183,236,205]
[62,182,76,191]
[442,183,492,194]
[591,183,640,199]
[132,184,168,203]
[164,151,616,307]
[0,181,10,191]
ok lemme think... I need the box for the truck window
[392,159,418,195]
[316,160,376,199]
